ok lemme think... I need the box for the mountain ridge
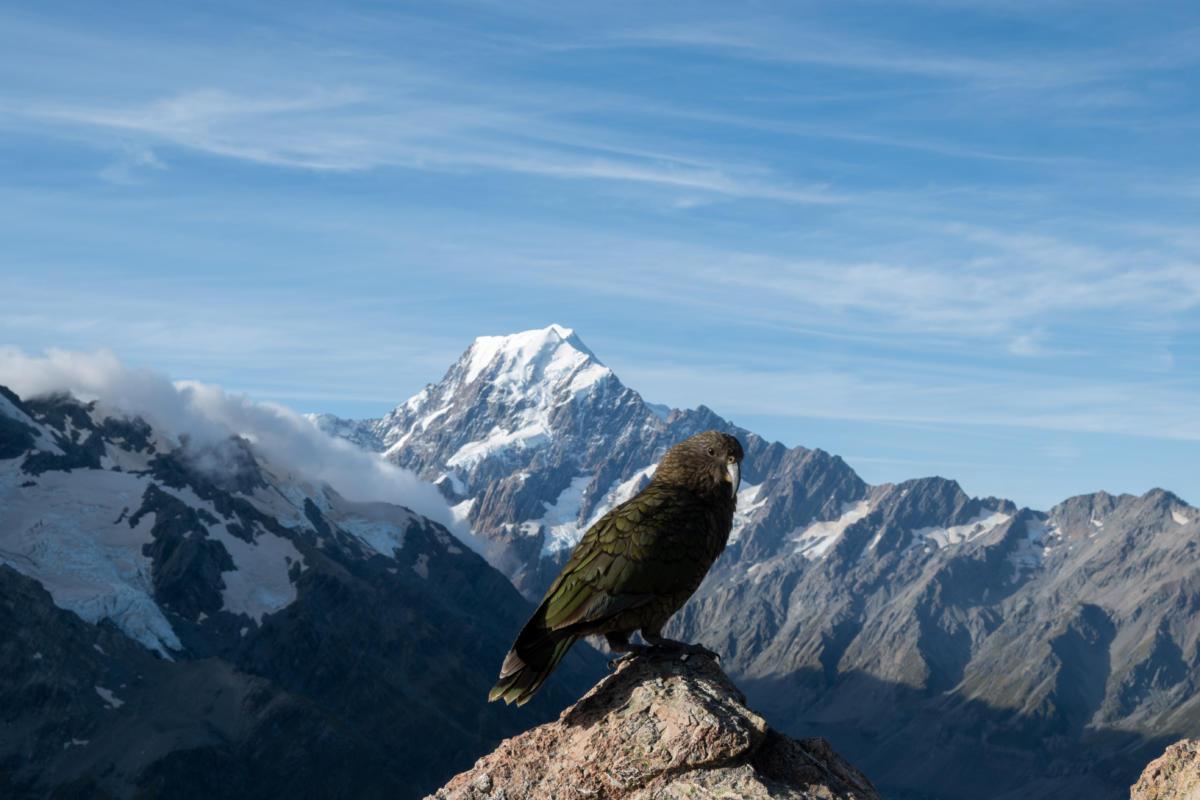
[317,324,1199,800]
[0,383,601,798]
[314,325,1191,597]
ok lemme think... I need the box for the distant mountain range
[315,324,1200,800]
[3,324,1196,799]
[0,385,598,799]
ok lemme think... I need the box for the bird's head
[654,430,744,499]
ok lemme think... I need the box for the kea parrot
[489,429,745,706]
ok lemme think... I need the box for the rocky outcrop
[427,655,878,800]
[1131,740,1200,800]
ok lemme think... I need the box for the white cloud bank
[0,346,465,539]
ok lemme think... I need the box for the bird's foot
[608,641,721,668]
[642,636,721,661]
[665,642,721,661]
[607,644,654,669]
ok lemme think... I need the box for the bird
[489,429,745,706]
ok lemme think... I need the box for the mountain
[677,487,1200,799]
[309,324,791,596]
[0,385,600,799]
[318,325,1200,800]
[427,654,880,800]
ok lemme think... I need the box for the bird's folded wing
[541,486,702,631]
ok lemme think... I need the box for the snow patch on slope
[338,517,408,556]
[1009,518,1063,573]
[539,475,593,555]
[0,392,63,455]
[0,391,32,425]
[0,466,182,656]
[913,511,1012,549]
[584,464,657,528]
[730,483,768,544]
[794,500,871,559]
[1173,509,1191,526]
[447,424,550,469]
[156,484,304,623]
[450,497,474,525]
[95,685,124,709]
[212,526,303,622]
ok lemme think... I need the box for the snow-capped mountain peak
[313,326,788,594]
[306,325,621,465]
[456,324,609,394]
[328,326,637,494]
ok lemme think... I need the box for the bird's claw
[607,645,653,669]
[644,642,721,661]
[675,643,720,661]
[607,643,720,669]
[607,654,632,670]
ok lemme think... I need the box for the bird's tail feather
[489,609,577,706]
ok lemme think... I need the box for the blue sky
[2,0,1198,510]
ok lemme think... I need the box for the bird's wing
[540,483,704,632]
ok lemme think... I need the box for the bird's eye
[707,447,715,456]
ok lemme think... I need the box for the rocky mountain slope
[427,654,879,800]
[678,486,1200,799]
[319,325,1200,800]
[0,385,601,799]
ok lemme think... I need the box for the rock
[426,655,879,800]
[1131,739,1200,800]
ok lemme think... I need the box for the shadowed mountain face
[318,325,1200,800]
[0,386,602,799]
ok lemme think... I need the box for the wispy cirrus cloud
[98,145,166,184]
[614,16,1200,93]
[6,87,839,204]
[617,358,1200,442]
[618,24,1062,85]
[473,221,1200,344]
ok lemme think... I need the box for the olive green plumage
[489,430,745,706]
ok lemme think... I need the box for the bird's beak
[726,461,740,497]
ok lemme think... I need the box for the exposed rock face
[320,325,1200,799]
[428,655,878,800]
[1131,740,1200,800]
[0,386,602,799]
